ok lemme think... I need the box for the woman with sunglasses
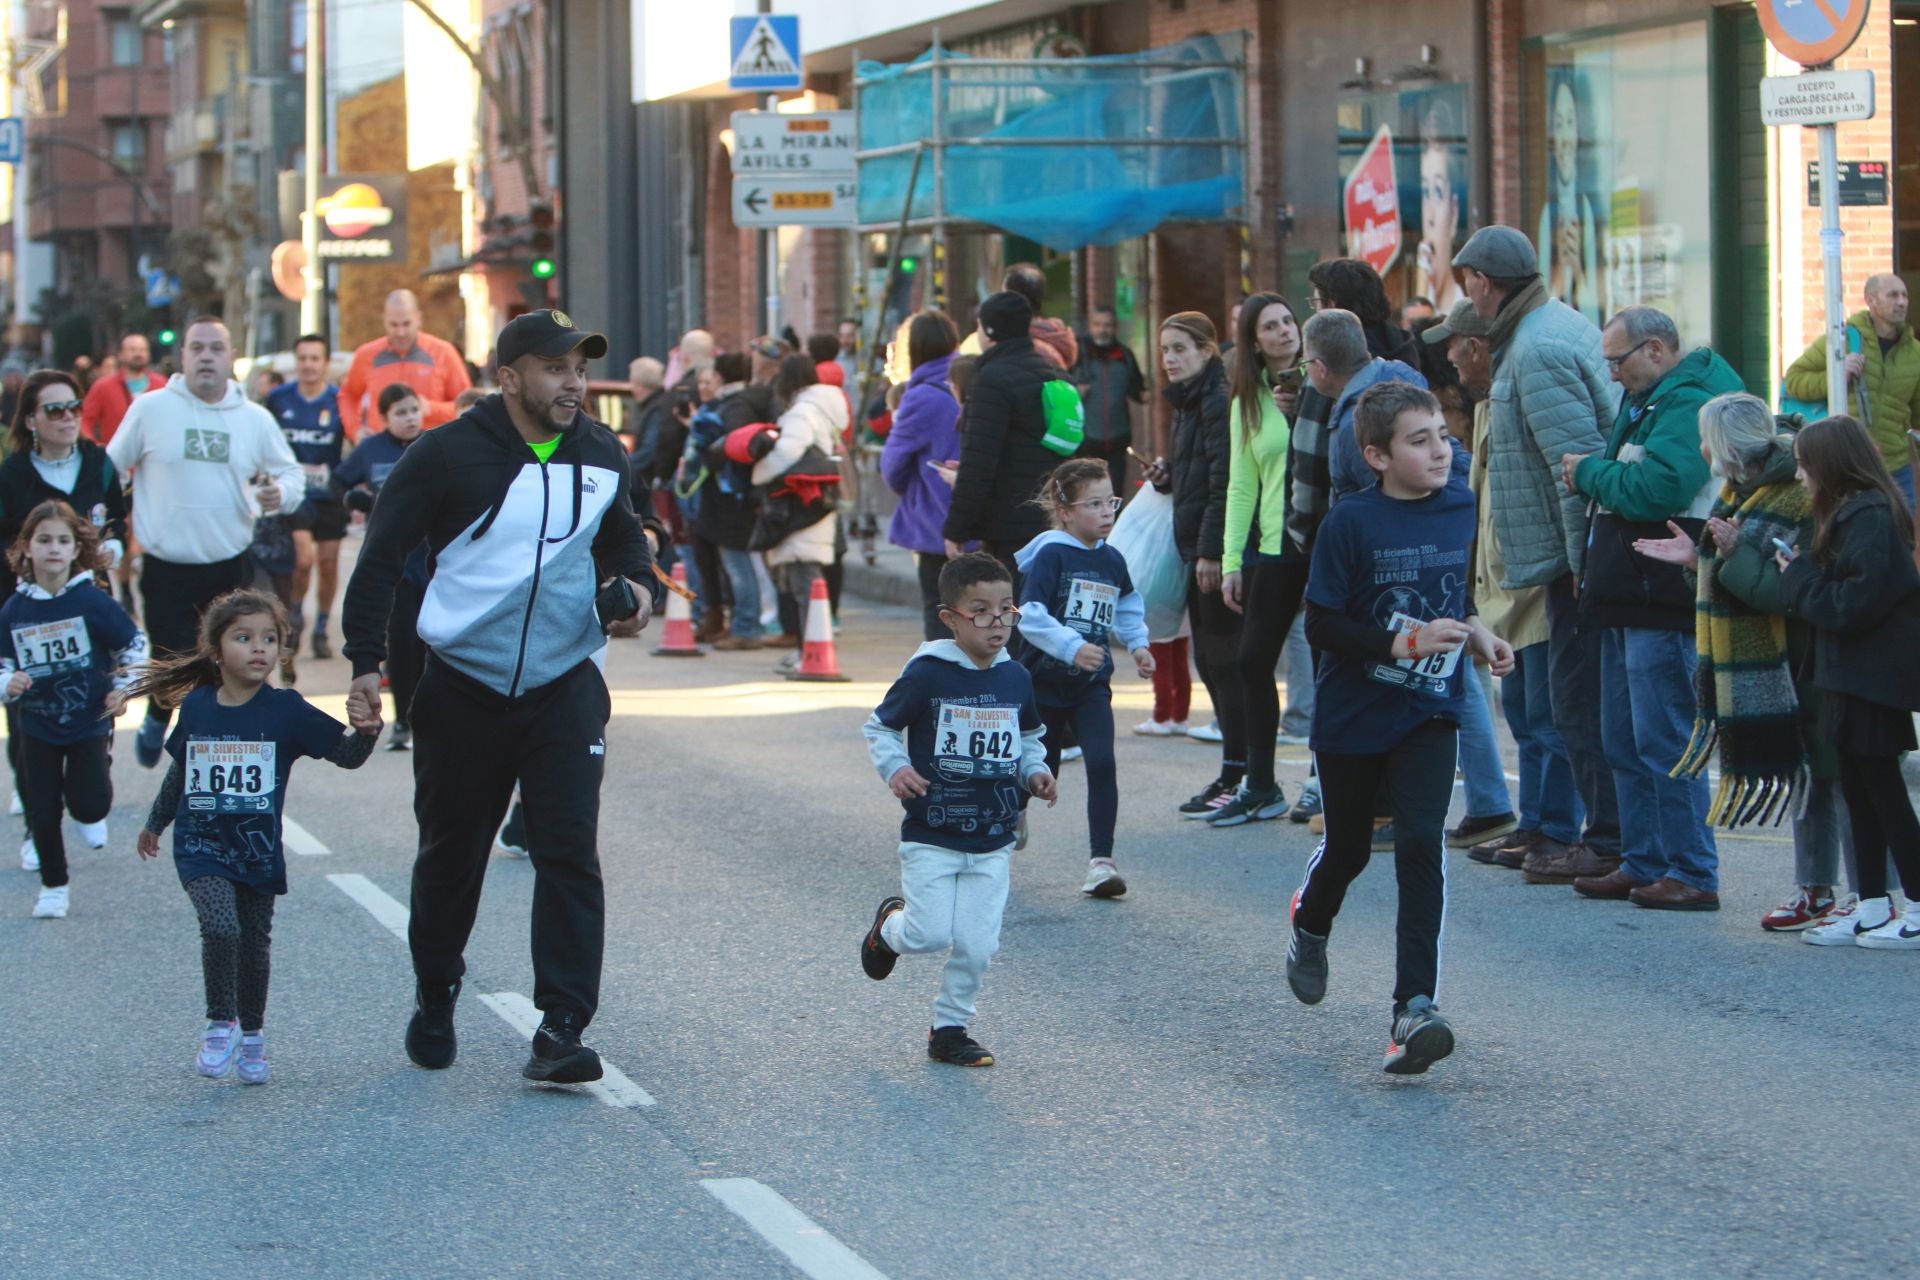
[0,369,130,839]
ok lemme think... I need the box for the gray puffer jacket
[1486,299,1617,588]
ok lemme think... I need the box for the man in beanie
[341,308,664,1088]
[942,290,1065,584]
[1452,224,1620,886]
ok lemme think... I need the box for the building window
[110,122,145,174]
[110,16,143,67]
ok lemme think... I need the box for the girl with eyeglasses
[0,370,132,828]
[1015,458,1154,898]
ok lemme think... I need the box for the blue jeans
[1501,641,1581,845]
[1600,627,1717,890]
[1280,612,1314,738]
[1456,662,1512,819]
[1892,464,1916,512]
[718,548,763,641]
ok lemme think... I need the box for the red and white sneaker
[1761,886,1836,932]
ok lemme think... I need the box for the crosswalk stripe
[325,872,408,941]
[701,1178,890,1280]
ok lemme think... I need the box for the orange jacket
[80,371,163,444]
[338,330,472,439]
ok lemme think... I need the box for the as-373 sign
[1756,0,1871,68]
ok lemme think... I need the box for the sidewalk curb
[842,558,922,609]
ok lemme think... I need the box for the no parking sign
[1756,0,1871,68]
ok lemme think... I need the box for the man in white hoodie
[107,317,307,766]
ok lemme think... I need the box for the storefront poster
[1336,82,1472,310]
[1538,67,1605,324]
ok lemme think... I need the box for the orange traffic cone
[651,563,705,657]
[789,574,848,682]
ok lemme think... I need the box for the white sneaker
[19,838,37,872]
[32,885,67,918]
[1168,721,1189,735]
[237,1033,270,1085]
[1081,860,1127,898]
[1187,720,1223,743]
[1276,731,1310,746]
[197,1020,240,1078]
[1856,902,1920,950]
[1803,895,1890,946]
[1061,746,1084,763]
[79,819,108,850]
[8,789,20,816]
[1132,719,1175,737]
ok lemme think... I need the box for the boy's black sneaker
[1178,779,1234,818]
[405,979,460,1069]
[523,1010,604,1084]
[1285,923,1329,1005]
[1289,781,1322,824]
[862,896,905,980]
[1206,783,1289,827]
[1383,996,1454,1075]
[927,1025,994,1067]
[1447,811,1518,850]
[310,629,333,661]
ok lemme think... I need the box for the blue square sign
[730,15,803,92]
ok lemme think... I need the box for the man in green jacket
[1560,306,1744,912]
[1784,273,1920,506]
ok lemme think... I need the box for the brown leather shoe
[1628,877,1721,911]
[1470,827,1537,866]
[1498,832,1560,871]
[1573,867,1650,899]
[1519,838,1590,883]
[711,634,762,651]
[1567,845,1623,878]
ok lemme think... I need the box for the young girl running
[1015,459,1153,897]
[133,590,381,1082]
[1778,416,1920,949]
[0,501,147,918]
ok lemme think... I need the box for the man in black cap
[341,308,664,1086]
[941,290,1065,584]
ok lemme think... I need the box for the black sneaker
[1285,923,1328,1005]
[386,723,412,752]
[927,1025,994,1067]
[310,629,333,661]
[1289,781,1322,824]
[862,896,904,980]
[1383,996,1454,1075]
[405,979,460,1069]
[286,615,304,659]
[1178,778,1234,819]
[134,715,165,770]
[1371,821,1396,852]
[523,1010,603,1084]
[1447,811,1518,850]
[1206,784,1289,828]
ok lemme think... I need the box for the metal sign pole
[1817,118,1848,420]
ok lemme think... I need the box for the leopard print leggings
[183,876,276,1032]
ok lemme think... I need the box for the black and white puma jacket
[342,393,662,698]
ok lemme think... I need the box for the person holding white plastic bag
[1109,473,1189,736]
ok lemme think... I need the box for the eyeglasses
[1295,356,1323,379]
[1069,496,1122,513]
[1605,339,1652,370]
[949,607,1022,629]
[1308,294,1329,312]
[37,401,82,420]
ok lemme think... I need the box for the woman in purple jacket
[881,311,966,639]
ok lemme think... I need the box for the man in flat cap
[342,309,663,1087]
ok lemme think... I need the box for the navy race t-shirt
[1305,477,1477,755]
[0,580,140,745]
[166,684,345,895]
[266,382,345,502]
[1018,539,1133,703]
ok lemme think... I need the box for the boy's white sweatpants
[880,841,1012,1030]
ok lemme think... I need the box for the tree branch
[400,0,543,215]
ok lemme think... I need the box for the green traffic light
[899,257,918,274]
[157,327,177,345]
[530,257,556,280]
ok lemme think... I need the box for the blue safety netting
[857,34,1245,250]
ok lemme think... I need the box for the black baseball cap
[496,308,608,368]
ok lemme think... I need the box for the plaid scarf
[1671,443,1812,826]
[1284,385,1334,556]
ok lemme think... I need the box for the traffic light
[157,326,177,346]
[899,256,919,275]
[155,305,177,352]
[528,202,556,282]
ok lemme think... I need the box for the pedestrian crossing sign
[730,15,803,92]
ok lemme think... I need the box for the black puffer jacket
[1781,490,1920,712]
[0,440,128,606]
[1164,356,1232,564]
[942,335,1058,547]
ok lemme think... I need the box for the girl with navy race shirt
[1015,458,1153,898]
[133,590,380,1084]
[0,500,147,918]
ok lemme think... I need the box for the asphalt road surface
[3,591,1915,1279]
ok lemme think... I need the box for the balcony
[165,108,220,162]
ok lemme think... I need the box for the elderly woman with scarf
[1633,392,1890,934]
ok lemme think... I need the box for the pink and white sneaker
[197,1020,239,1078]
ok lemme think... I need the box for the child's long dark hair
[1797,415,1912,564]
[6,500,108,580]
[123,589,290,711]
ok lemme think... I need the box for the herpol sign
[315,174,408,261]
[1343,125,1400,276]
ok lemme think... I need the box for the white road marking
[325,872,409,941]
[284,817,329,857]
[477,991,656,1109]
[701,1178,890,1280]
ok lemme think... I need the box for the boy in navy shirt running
[1289,383,1513,1075]
[861,552,1057,1066]
[265,335,348,659]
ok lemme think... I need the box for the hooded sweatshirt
[1013,530,1149,704]
[105,375,307,564]
[753,382,846,567]
[864,639,1049,854]
[342,393,661,699]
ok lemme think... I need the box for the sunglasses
[37,401,82,420]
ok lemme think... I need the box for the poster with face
[1405,85,1470,314]
[1537,67,1605,324]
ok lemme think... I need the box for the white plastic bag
[1107,485,1189,642]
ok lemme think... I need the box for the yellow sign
[772,191,834,211]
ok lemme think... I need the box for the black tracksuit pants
[20,733,112,888]
[407,655,612,1026]
[140,553,248,732]
[386,578,427,730]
